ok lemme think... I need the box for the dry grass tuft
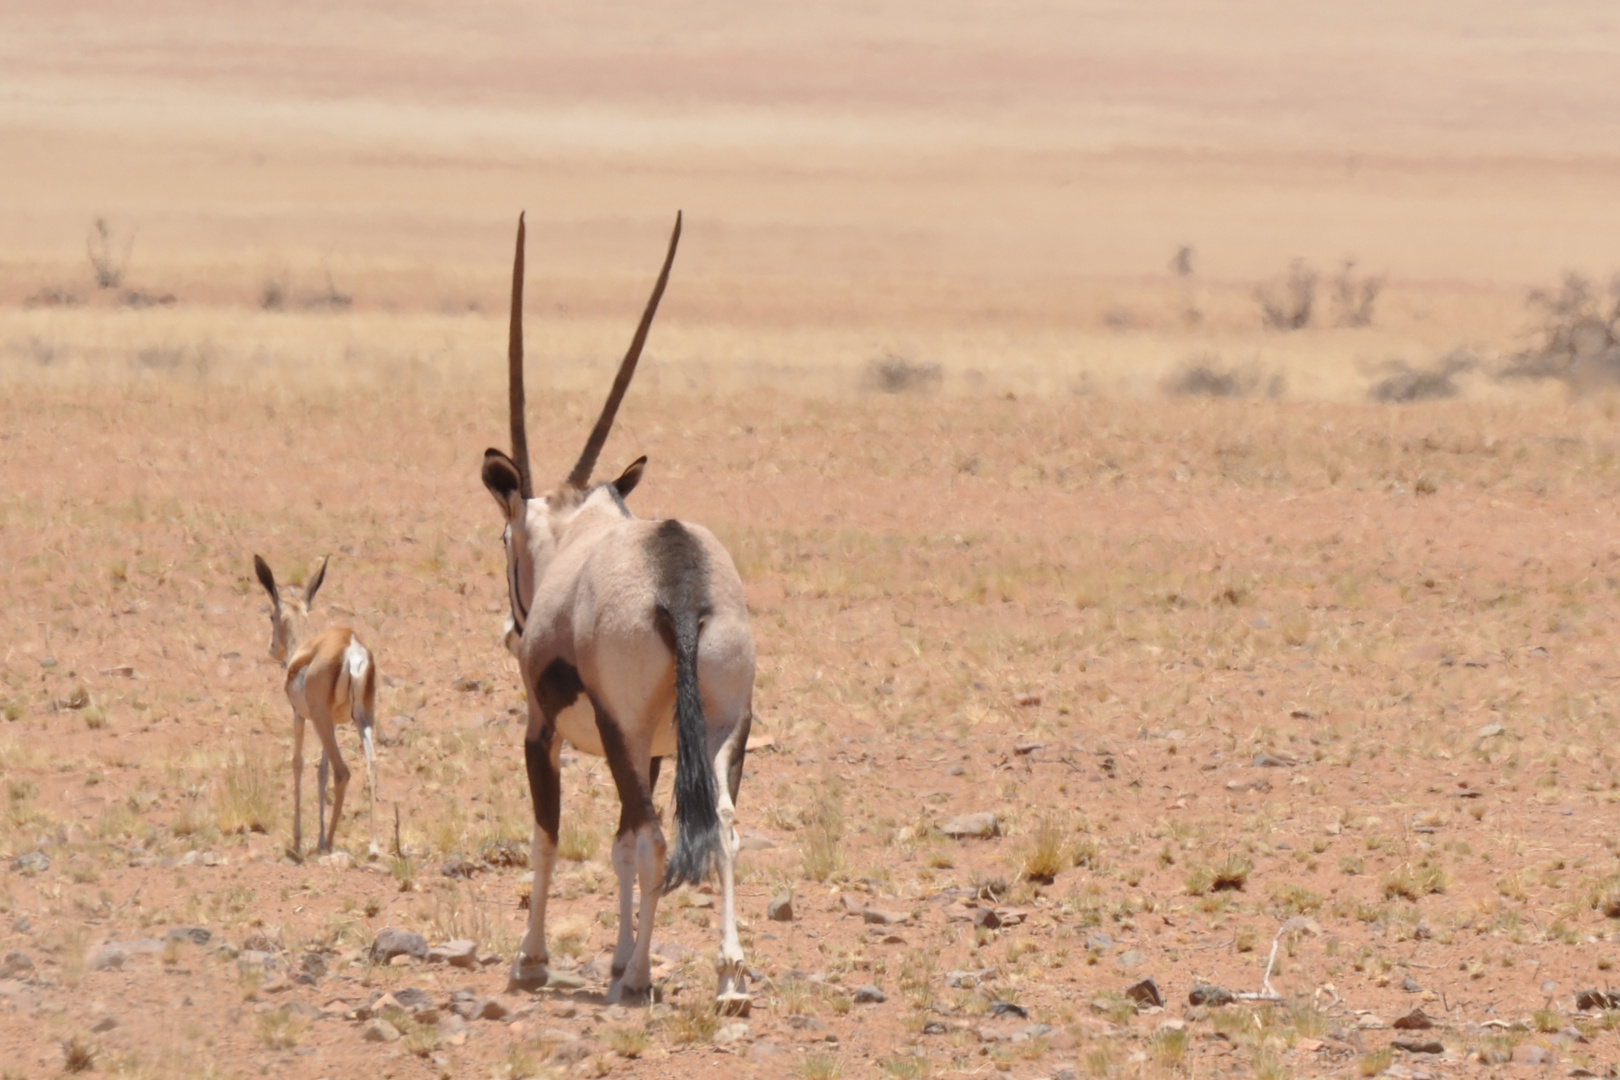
[215,751,275,836]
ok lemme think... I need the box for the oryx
[481,212,755,1011]
[251,555,380,859]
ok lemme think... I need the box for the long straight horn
[508,212,534,500]
[566,211,682,489]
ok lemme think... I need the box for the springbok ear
[253,555,280,610]
[612,455,648,499]
[482,448,525,519]
[304,555,329,608]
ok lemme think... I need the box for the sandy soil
[7,3,1620,1078]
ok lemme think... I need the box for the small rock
[1393,1009,1435,1030]
[1558,1027,1590,1045]
[370,929,428,964]
[715,1021,750,1045]
[440,857,479,879]
[1088,931,1115,952]
[940,813,1000,839]
[972,907,1002,930]
[786,1015,825,1031]
[1124,978,1163,1008]
[839,893,864,915]
[921,1020,948,1035]
[476,997,511,1021]
[362,1019,401,1043]
[1188,983,1234,1007]
[853,985,886,1004]
[862,908,909,926]
[1392,1039,1445,1054]
[1013,741,1044,754]
[91,1014,118,1033]
[300,952,328,980]
[1476,722,1506,740]
[90,945,126,971]
[545,970,585,990]
[1576,990,1620,1011]
[0,952,34,980]
[1356,1014,1388,1030]
[316,850,354,870]
[1401,976,1422,993]
[944,765,966,776]
[1117,950,1146,969]
[944,969,995,989]
[9,852,48,876]
[988,1001,1028,1019]
[1013,692,1042,708]
[428,939,478,968]
[767,892,794,922]
[1252,752,1290,768]
[1052,1071,1078,1080]
[166,927,211,946]
[738,830,777,852]
[1512,1044,1553,1066]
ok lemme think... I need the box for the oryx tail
[652,518,721,890]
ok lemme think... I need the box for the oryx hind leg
[596,707,663,1004]
[510,723,561,991]
[712,711,752,1015]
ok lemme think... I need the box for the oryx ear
[612,455,648,499]
[304,555,329,608]
[253,555,280,610]
[482,448,525,519]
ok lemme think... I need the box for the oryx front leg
[713,717,751,1015]
[510,726,560,992]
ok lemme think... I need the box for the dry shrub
[1256,259,1315,330]
[864,354,941,394]
[1164,356,1283,399]
[801,779,846,883]
[1368,351,1475,403]
[86,217,132,289]
[216,751,275,835]
[1331,260,1384,327]
[1020,813,1069,883]
[1500,272,1620,391]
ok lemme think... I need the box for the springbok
[252,555,380,859]
[482,212,756,1011]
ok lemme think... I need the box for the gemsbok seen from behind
[482,212,756,1011]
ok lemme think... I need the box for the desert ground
[8,3,1620,1079]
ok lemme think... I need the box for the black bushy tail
[660,603,719,890]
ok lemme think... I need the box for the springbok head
[253,554,328,665]
[481,212,680,653]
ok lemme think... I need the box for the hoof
[507,955,550,993]
[607,979,653,1006]
[716,992,751,1018]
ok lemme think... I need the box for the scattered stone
[1576,990,1620,1011]
[1400,976,1422,993]
[940,813,1000,839]
[972,908,1002,930]
[545,970,585,991]
[10,852,48,876]
[944,969,995,989]
[241,929,283,953]
[440,857,479,879]
[90,945,127,971]
[988,1001,1028,1019]
[1117,950,1147,969]
[767,892,794,922]
[1088,931,1115,952]
[944,765,966,777]
[715,1021,750,1046]
[90,1015,118,1033]
[1356,1015,1388,1030]
[786,1015,826,1031]
[0,952,34,980]
[853,985,886,1004]
[1188,983,1234,1007]
[1252,752,1291,768]
[1476,722,1506,740]
[1392,1039,1444,1054]
[370,929,428,965]
[738,830,777,852]
[1512,1044,1553,1066]
[1013,741,1044,754]
[476,997,511,1021]
[1393,1009,1435,1030]
[1124,978,1164,1008]
[389,987,435,1012]
[316,850,354,870]
[362,1019,401,1043]
[166,927,211,946]
[237,950,279,976]
[1296,1037,1324,1053]
[1481,1049,1511,1065]
[1009,1023,1052,1043]
[862,908,909,926]
[921,1020,948,1035]
[428,940,478,968]
[1558,1027,1590,1045]
[300,952,328,980]
[1052,1071,1078,1080]
[1013,692,1042,708]
[839,894,864,915]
